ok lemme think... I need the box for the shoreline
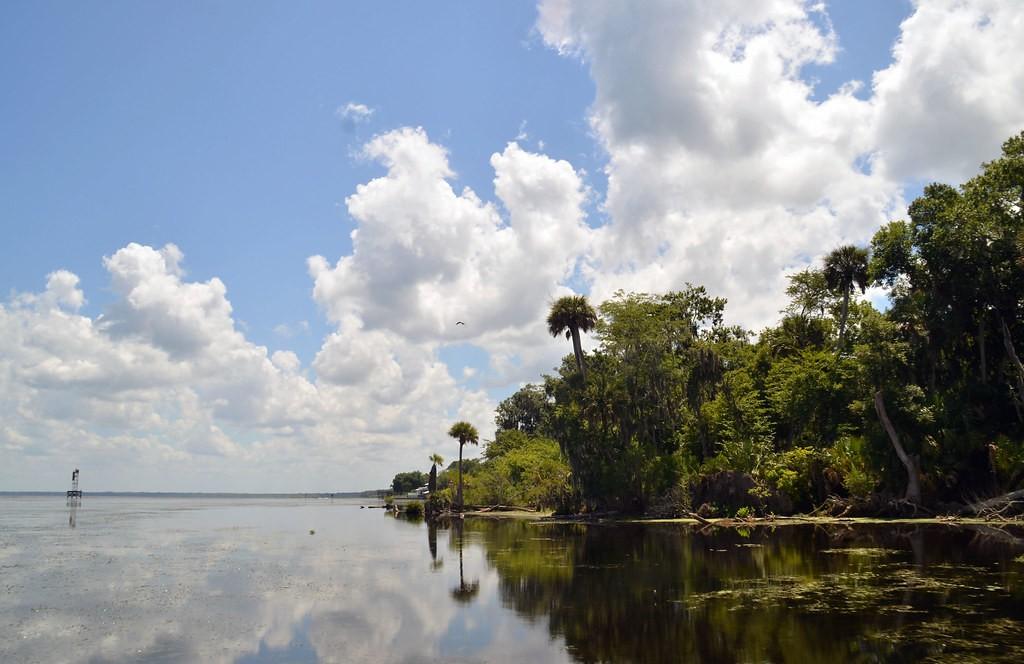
[447,510,1024,529]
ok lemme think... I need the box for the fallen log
[477,505,538,513]
[964,489,1024,517]
[688,512,714,526]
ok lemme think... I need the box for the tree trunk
[457,443,464,510]
[837,287,850,349]
[570,326,586,379]
[1001,317,1024,400]
[873,390,922,504]
[979,316,987,384]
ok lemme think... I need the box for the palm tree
[547,295,598,379]
[447,421,479,510]
[823,245,869,349]
[428,453,444,494]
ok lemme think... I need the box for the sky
[2,0,1023,492]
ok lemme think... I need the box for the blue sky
[3,1,1021,491]
[1,1,911,366]
[2,1,599,366]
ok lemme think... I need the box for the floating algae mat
[820,546,900,557]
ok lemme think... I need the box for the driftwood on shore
[474,504,538,513]
[963,489,1024,519]
[688,512,713,526]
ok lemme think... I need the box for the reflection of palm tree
[428,522,443,571]
[450,521,479,604]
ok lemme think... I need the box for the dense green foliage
[463,430,570,509]
[535,134,1024,513]
[423,134,1024,515]
[391,470,428,494]
[494,384,548,435]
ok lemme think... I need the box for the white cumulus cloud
[537,0,1024,329]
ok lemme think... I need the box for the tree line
[399,132,1024,516]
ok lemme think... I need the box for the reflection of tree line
[441,521,1024,663]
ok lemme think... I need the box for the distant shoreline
[0,491,387,499]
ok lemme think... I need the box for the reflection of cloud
[0,498,572,664]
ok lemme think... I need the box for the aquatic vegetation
[820,547,899,557]
[465,521,1024,663]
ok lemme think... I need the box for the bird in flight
[456,321,465,326]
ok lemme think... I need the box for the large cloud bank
[1,135,589,490]
[538,0,1024,327]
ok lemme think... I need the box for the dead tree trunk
[1001,317,1024,404]
[874,390,922,504]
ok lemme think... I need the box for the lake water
[1,497,1022,663]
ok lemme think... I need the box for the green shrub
[404,502,424,518]
[461,434,570,510]
[734,506,753,519]
[758,446,821,510]
[992,436,1024,488]
[430,488,453,507]
[828,436,878,497]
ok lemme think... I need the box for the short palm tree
[428,453,444,493]
[547,295,598,379]
[447,422,478,509]
[823,245,869,349]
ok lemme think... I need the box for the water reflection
[459,519,1024,663]
[67,502,77,528]
[2,497,1022,663]
[427,521,442,571]
[449,520,480,604]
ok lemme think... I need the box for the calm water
[1,497,1022,663]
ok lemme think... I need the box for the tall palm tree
[447,421,478,510]
[547,295,598,379]
[823,245,869,349]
